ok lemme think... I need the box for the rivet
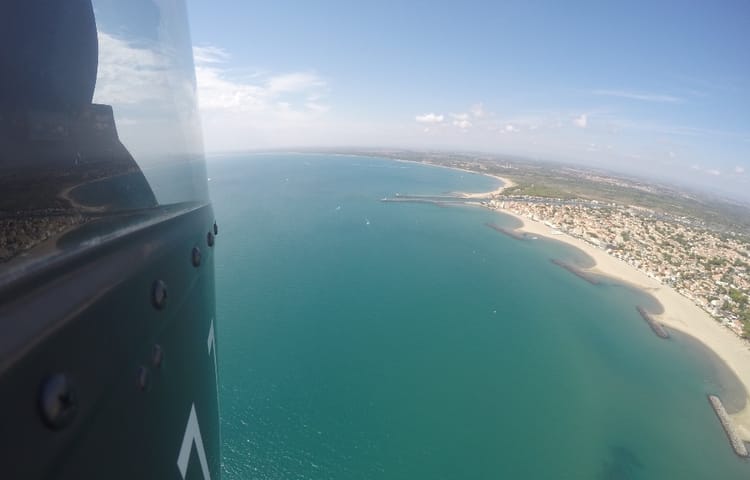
[152,344,164,368]
[192,246,202,267]
[39,373,77,430]
[213,221,218,235]
[207,231,215,247]
[151,280,167,310]
[136,366,151,391]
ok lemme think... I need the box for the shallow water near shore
[209,153,749,479]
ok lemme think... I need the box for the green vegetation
[707,257,726,267]
[346,148,750,236]
[729,288,748,307]
[502,183,575,199]
[740,309,750,338]
[671,233,687,246]
[330,149,750,340]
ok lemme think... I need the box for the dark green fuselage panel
[0,206,220,479]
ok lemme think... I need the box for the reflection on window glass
[0,0,206,270]
[93,0,207,205]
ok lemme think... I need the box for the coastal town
[483,195,750,339]
[348,148,750,450]
[356,148,750,343]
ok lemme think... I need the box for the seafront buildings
[484,196,750,339]
[378,153,750,341]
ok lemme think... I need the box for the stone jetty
[635,306,670,339]
[484,222,527,240]
[550,259,602,285]
[707,394,749,457]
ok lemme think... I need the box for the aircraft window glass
[0,0,206,273]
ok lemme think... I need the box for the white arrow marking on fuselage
[207,319,218,397]
[207,319,215,356]
[177,403,211,480]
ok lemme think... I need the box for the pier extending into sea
[380,197,449,207]
[707,395,749,458]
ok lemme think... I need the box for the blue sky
[185,0,749,199]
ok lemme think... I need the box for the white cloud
[415,113,444,124]
[194,65,264,111]
[190,44,332,151]
[193,45,230,64]
[470,103,485,117]
[450,113,471,129]
[93,31,203,159]
[504,124,519,133]
[593,89,683,103]
[305,100,330,113]
[574,114,587,128]
[707,169,721,176]
[453,119,472,129]
[194,50,328,120]
[94,32,173,106]
[196,65,327,116]
[668,151,676,159]
[735,166,745,174]
[268,72,325,93]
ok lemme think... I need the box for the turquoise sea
[208,153,749,479]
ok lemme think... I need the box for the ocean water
[208,153,749,479]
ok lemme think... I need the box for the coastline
[396,157,750,441]
[454,172,515,198]
[497,206,750,441]
[390,158,516,197]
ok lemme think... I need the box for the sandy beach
[426,162,750,440]
[448,170,515,198]
[394,157,750,439]
[499,208,750,441]
[458,174,515,199]
[391,158,516,198]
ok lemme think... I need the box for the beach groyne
[550,259,602,285]
[636,306,670,339]
[381,198,449,208]
[392,193,462,201]
[707,394,749,457]
[484,223,528,241]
